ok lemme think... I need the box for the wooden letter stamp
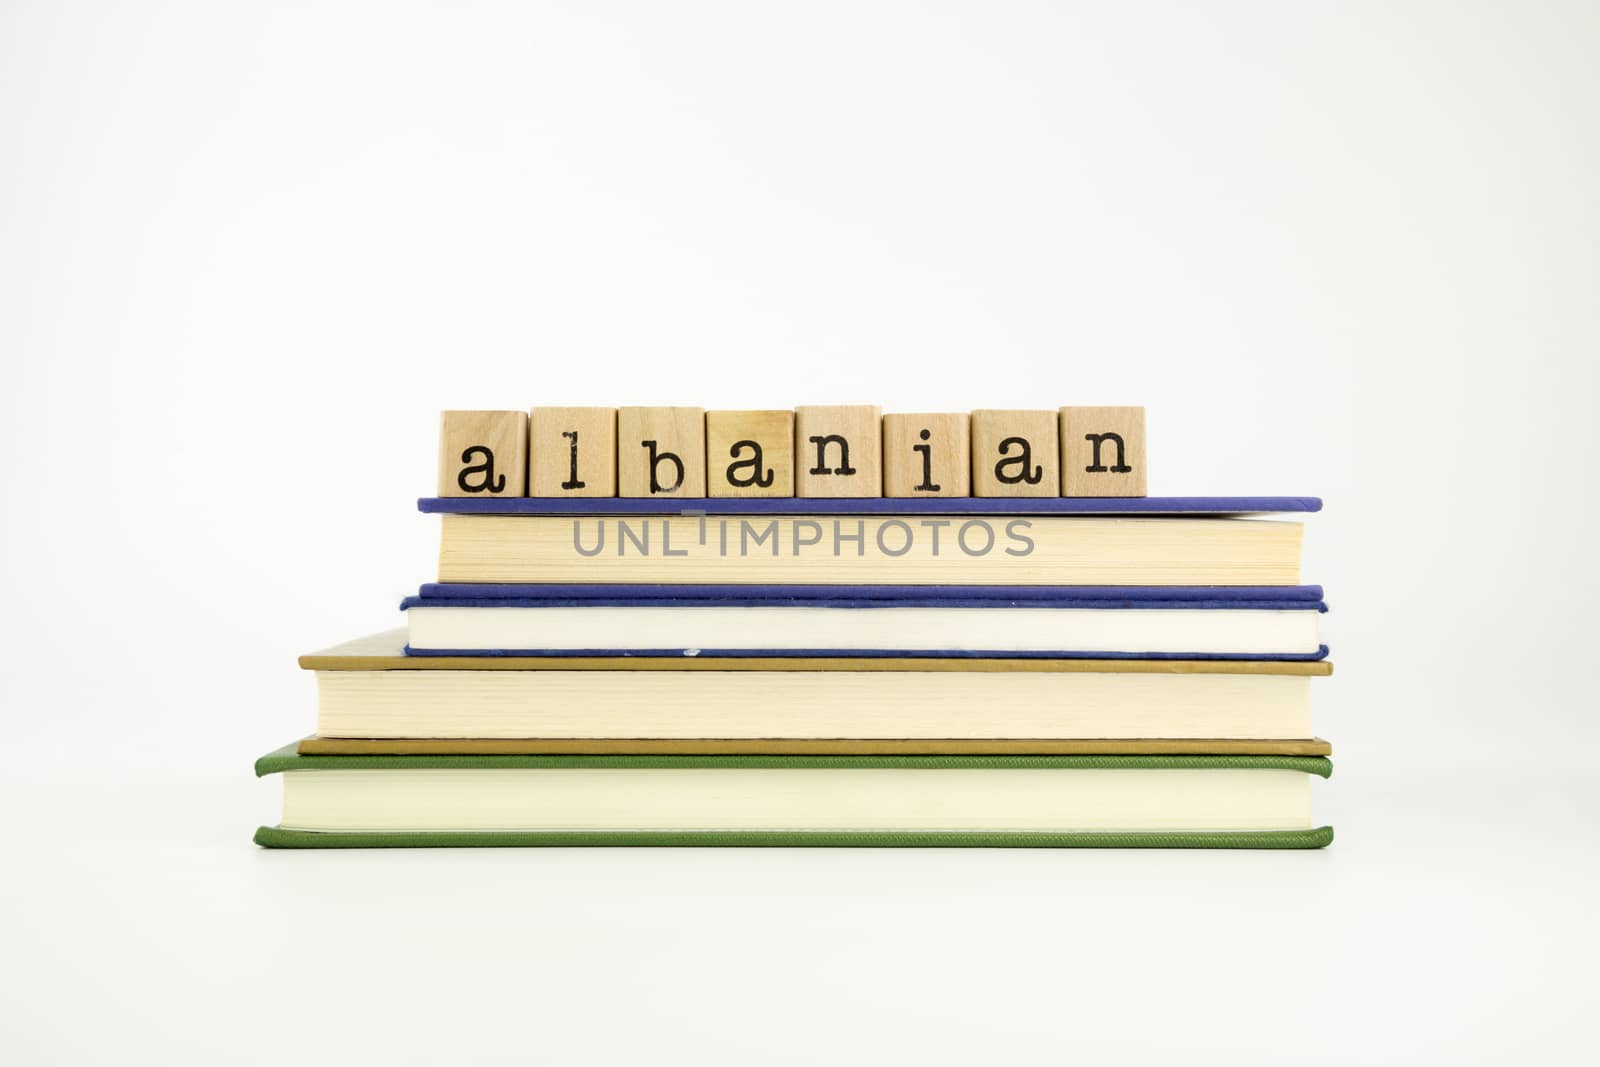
[438,411,528,497]
[970,410,1059,497]
[1060,406,1147,496]
[618,407,707,497]
[794,405,882,497]
[883,413,970,497]
[529,407,617,497]
[706,410,795,497]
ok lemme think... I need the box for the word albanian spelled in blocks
[434,405,1148,498]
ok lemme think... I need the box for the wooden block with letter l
[1060,406,1147,497]
[529,407,617,496]
[437,410,528,497]
[970,409,1059,497]
[706,410,794,497]
[795,405,882,497]
[882,413,970,497]
[617,407,706,497]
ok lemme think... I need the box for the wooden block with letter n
[883,413,970,497]
[1060,406,1147,497]
[618,407,706,497]
[706,410,794,497]
[970,409,1059,497]
[795,405,882,497]
[529,407,617,496]
[437,410,528,497]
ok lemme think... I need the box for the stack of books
[255,406,1333,849]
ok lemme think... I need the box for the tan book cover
[301,630,1334,676]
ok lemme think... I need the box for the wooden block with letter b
[795,405,882,497]
[437,410,528,497]
[1060,406,1147,497]
[970,410,1059,497]
[529,407,617,496]
[617,407,706,497]
[883,413,970,497]
[706,410,794,497]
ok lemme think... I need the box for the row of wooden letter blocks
[439,406,1147,498]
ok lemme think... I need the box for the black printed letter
[808,434,856,476]
[913,429,940,492]
[643,440,685,493]
[994,437,1043,485]
[561,431,586,490]
[1084,432,1131,473]
[726,440,774,488]
[457,446,505,493]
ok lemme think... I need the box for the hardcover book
[402,583,1329,659]
[254,744,1334,850]
[433,514,1306,585]
[302,632,1332,741]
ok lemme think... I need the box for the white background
[3,1,1597,1062]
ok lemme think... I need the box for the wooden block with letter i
[437,410,527,497]
[883,413,970,497]
[529,407,617,496]
[618,407,706,497]
[706,410,794,497]
[795,405,882,497]
[970,410,1059,497]
[1060,406,1147,496]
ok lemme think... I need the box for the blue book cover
[408,583,1327,609]
[419,495,1322,516]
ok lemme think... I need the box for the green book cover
[254,743,1334,850]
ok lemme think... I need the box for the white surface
[2,1,1597,1063]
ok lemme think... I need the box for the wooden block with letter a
[970,409,1059,497]
[617,407,706,497]
[1060,406,1147,497]
[437,411,528,497]
[794,405,882,497]
[883,413,970,496]
[706,410,794,497]
[529,407,617,496]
